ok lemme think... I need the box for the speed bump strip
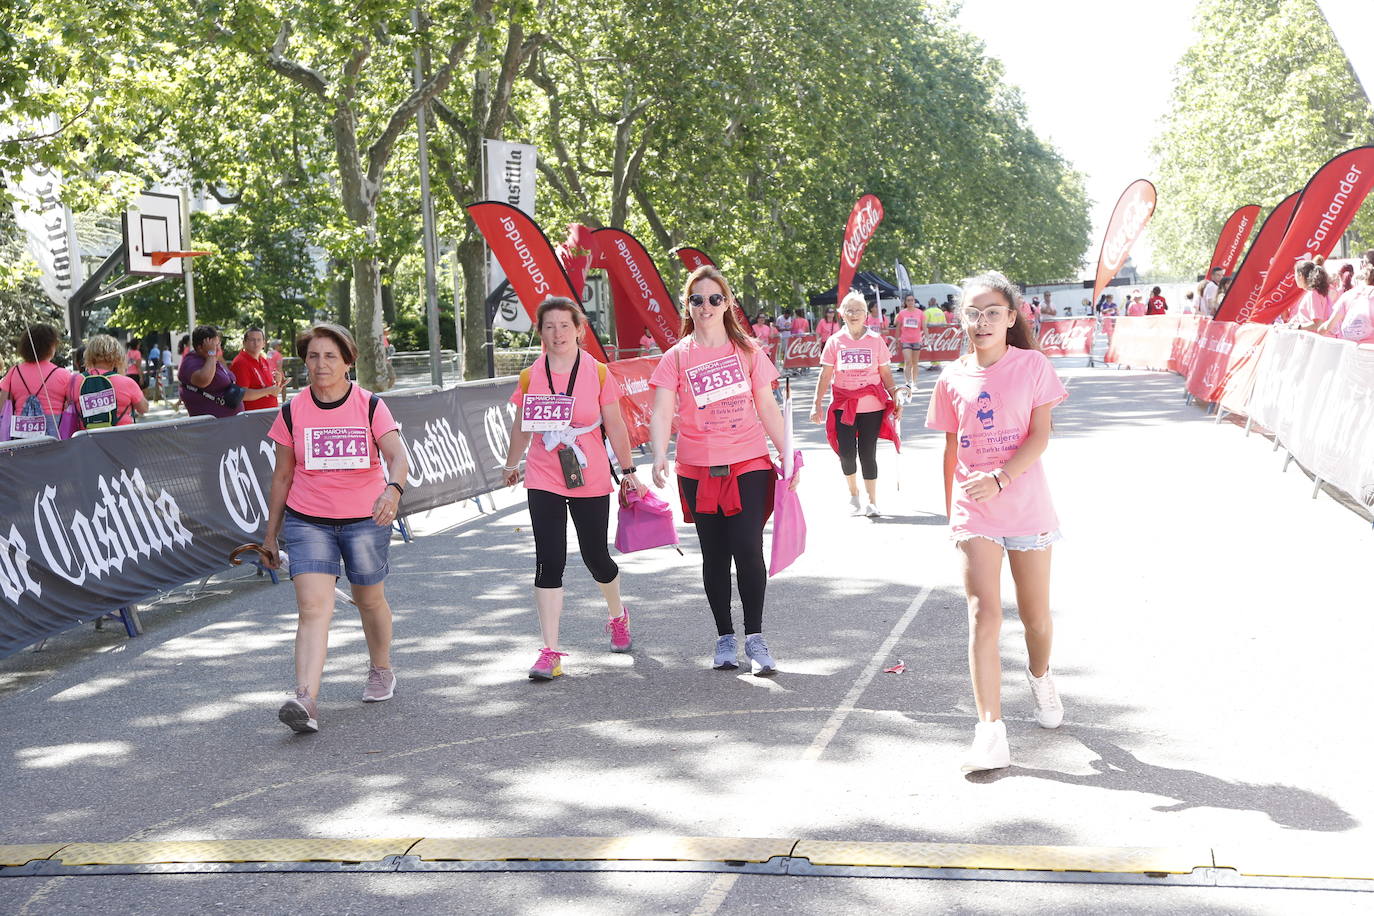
[792,841,1211,875]
[0,844,70,867]
[411,836,795,863]
[1214,846,1374,881]
[51,838,419,866]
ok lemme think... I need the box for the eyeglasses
[961,306,1011,324]
[687,293,728,308]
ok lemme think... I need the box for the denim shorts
[282,514,390,585]
[901,341,922,351]
[953,529,1062,552]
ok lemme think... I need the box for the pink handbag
[769,450,807,576]
[56,374,81,439]
[615,488,680,554]
[0,398,12,442]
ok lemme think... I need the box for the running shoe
[528,647,567,680]
[848,493,864,515]
[362,665,396,702]
[864,502,881,517]
[278,688,319,734]
[961,719,1010,772]
[606,609,633,653]
[1026,667,1064,728]
[713,634,739,670]
[744,633,777,676]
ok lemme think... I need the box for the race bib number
[903,317,921,329]
[10,414,47,439]
[79,388,117,418]
[686,355,749,407]
[837,348,874,370]
[521,394,575,432]
[1343,316,1369,341]
[304,427,370,470]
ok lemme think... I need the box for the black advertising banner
[0,379,518,657]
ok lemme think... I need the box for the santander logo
[842,199,883,269]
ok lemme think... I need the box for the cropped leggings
[832,407,883,480]
[679,470,771,636]
[528,488,619,589]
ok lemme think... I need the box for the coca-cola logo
[1039,321,1092,355]
[1102,195,1155,270]
[842,198,883,268]
[784,335,823,360]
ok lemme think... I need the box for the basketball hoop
[148,250,212,266]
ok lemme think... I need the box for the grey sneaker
[712,634,739,670]
[278,688,319,734]
[744,634,777,676]
[362,665,396,702]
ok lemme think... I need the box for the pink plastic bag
[0,399,11,442]
[769,450,806,576]
[56,374,81,439]
[615,488,680,554]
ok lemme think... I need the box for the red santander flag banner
[1216,191,1302,322]
[1231,146,1374,324]
[592,228,682,352]
[1091,179,1157,307]
[465,201,609,362]
[838,194,884,298]
[672,245,753,336]
[1209,204,1261,275]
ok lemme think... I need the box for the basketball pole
[180,186,196,333]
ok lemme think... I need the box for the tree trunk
[458,233,488,379]
[380,268,397,327]
[351,248,393,390]
[331,257,352,327]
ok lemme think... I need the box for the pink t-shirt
[792,317,811,333]
[821,330,890,413]
[650,337,778,467]
[897,307,926,343]
[926,347,1068,538]
[1326,289,1374,342]
[268,384,400,520]
[508,350,621,498]
[865,315,884,330]
[78,372,145,426]
[816,319,840,340]
[1289,290,1331,325]
[1126,301,1146,317]
[1,361,74,416]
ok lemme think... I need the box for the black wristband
[386,481,404,496]
[621,466,637,475]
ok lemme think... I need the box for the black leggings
[527,489,619,589]
[833,407,883,479]
[679,470,770,636]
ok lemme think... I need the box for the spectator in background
[1181,291,1196,314]
[1041,291,1056,316]
[1101,294,1119,316]
[1336,262,1355,296]
[924,296,948,371]
[1320,262,1374,343]
[0,323,75,439]
[1287,259,1331,332]
[1125,294,1146,317]
[160,342,174,397]
[147,340,164,401]
[80,334,148,426]
[179,325,245,418]
[816,307,840,340]
[231,327,287,412]
[1198,266,1223,317]
[866,302,884,330]
[638,327,656,355]
[1146,286,1168,315]
[792,308,811,335]
[266,339,284,377]
[72,345,86,374]
[125,340,144,388]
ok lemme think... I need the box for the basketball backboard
[123,191,184,276]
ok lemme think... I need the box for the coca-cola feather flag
[1091,180,1156,307]
[466,201,609,362]
[1215,191,1302,322]
[1209,204,1261,276]
[838,195,884,299]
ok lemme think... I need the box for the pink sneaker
[362,665,396,702]
[278,688,319,733]
[528,647,567,680]
[606,609,633,653]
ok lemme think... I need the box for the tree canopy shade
[1150,0,1374,277]
[5,0,1090,379]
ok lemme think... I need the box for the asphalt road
[2,357,1370,914]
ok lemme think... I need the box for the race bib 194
[79,388,117,418]
[10,414,47,439]
[686,355,749,407]
[521,394,575,432]
[837,348,874,370]
[304,427,370,470]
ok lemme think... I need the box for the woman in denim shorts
[261,324,410,734]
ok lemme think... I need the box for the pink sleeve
[598,368,623,405]
[508,380,524,407]
[925,377,957,432]
[1033,354,1069,409]
[267,411,291,448]
[750,344,779,387]
[648,347,680,389]
[370,395,400,440]
[820,335,839,366]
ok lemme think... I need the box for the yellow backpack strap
[519,366,533,395]
[596,361,607,388]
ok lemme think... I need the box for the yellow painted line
[51,838,419,866]
[793,841,1212,875]
[1213,845,1374,881]
[0,844,70,867]
[411,836,796,863]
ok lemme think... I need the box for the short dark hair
[295,322,358,365]
[1210,266,1224,276]
[17,323,59,362]
[192,325,220,349]
[244,326,265,340]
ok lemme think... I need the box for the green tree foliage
[1151,0,1374,276]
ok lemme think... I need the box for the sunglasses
[961,306,1011,324]
[687,293,728,308]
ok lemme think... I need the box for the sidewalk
[1,360,1369,914]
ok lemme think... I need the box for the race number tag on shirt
[10,414,47,439]
[838,348,874,369]
[903,317,921,329]
[521,394,575,432]
[304,427,370,470]
[79,388,117,418]
[686,354,749,407]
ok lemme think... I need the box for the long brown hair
[959,271,1039,351]
[680,265,755,353]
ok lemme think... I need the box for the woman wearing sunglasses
[649,266,799,674]
[925,271,1068,772]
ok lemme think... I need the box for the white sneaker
[1026,668,1063,728]
[848,493,863,514]
[961,719,1010,772]
[864,503,880,517]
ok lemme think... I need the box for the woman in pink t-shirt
[1,323,75,439]
[925,270,1068,773]
[895,292,926,381]
[261,323,410,735]
[1287,259,1332,331]
[79,334,149,426]
[815,308,840,342]
[810,291,901,516]
[501,298,647,680]
[1321,265,1374,342]
[650,266,796,675]
[865,303,884,330]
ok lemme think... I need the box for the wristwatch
[621,466,637,476]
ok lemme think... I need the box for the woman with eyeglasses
[810,291,901,516]
[925,271,1068,772]
[649,266,798,675]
